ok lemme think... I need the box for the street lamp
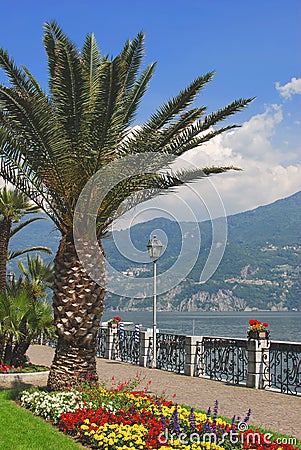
[147,235,163,368]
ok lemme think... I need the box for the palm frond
[201,97,255,130]
[120,32,145,93]
[81,33,101,111]
[92,57,129,169]
[98,165,240,233]
[17,254,53,282]
[171,165,241,182]
[21,65,44,95]
[143,71,215,131]
[0,142,64,229]
[164,125,239,156]
[0,48,35,93]
[0,88,72,198]
[8,247,53,260]
[124,62,156,124]
[10,217,46,238]
[43,21,85,144]
[152,107,208,151]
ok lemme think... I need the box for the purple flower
[231,415,236,431]
[212,400,218,428]
[206,406,211,418]
[155,397,167,430]
[171,404,181,437]
[188,408,196,431]
[243,408,252,424]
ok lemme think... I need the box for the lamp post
[147,235,163,368]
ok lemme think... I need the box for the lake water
[101,310,301,343]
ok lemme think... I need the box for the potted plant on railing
[108,316,122,329]
[248,319,270,339]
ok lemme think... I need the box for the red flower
[263,322,268,328]
[249,320,258,326]
[113,316,122,322]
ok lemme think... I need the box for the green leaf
[8,247,53,261]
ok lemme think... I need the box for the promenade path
[27,345,301,440]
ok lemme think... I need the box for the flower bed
[0,363,49,374]
[19,384,299,450]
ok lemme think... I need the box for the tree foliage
[0,22,254,237]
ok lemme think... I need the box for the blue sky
[1,0,300,220]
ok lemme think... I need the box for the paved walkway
[27,345,301,440]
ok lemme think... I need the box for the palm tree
[0,254,54,366]
[0,22,254,389]
[0,186,52,292]
[0,289,54,367]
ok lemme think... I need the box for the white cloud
[133,102,301,222]
[180,103,301,216]
[275,77,301,99]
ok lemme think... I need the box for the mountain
[8,191,301,311]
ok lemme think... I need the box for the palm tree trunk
[47,233,105,390]
[4,335,13,364]
[0,218,11,361]
[0,331,8,363]
[11,337,31,367]
[0,217,12,292]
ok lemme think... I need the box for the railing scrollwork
[196,337,248,385]
[111,329,140,365]
[156,332,186,373]
[262,341,301,395]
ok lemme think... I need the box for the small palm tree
[17,254,53,299]
[0,22,254,389]
[0,289,54,366]
[0,255,54,366]
[0,186,52,292]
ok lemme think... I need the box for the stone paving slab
[27,345,301,440]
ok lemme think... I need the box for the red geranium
[113,316,122,322]
[248,319,269,331]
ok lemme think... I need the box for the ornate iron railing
[156,332,186,373]
[111,329,140,364]
[96,328,107,358]
[262,341,301,395]
[196,337,248,384]
[38,326,301,396]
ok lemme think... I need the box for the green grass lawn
[0,390,84,450]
